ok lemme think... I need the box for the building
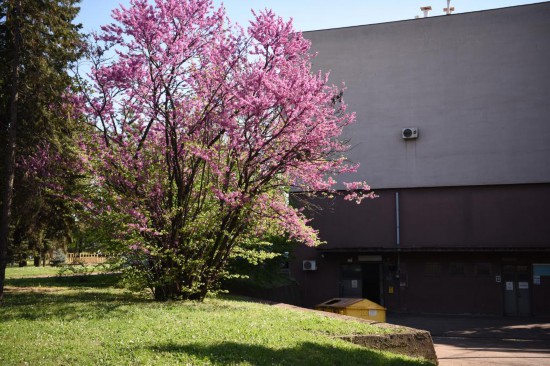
[290,2,550,317]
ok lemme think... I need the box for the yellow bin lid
[316,298,386,310]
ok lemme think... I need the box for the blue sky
[77,0,543,34]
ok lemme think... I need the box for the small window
[424,262,442,276]
[517,265,529,275]
[533,264,550,277]
[449,262,465,276]
[503,264,515,274]
[476,263,491,276]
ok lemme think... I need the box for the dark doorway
[340,263,382,304]
[503,264,531,316]
[362,263,382,304]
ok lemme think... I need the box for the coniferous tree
[0,0,83,302]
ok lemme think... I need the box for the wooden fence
[67,252,110,265]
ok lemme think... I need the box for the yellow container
[315,298,386,322]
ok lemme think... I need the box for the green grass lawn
[1,267,432,366]
[4,263,62,278]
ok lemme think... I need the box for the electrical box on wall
[303,260,317,271]
[402,127,419,140]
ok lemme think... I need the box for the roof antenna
[444,0,455,15]
[420,6,432,18]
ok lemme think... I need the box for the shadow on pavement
[387,314,550,365]
[387,313,550,341]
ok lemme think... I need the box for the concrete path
[387,314,550,366]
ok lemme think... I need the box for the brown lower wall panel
[291,248,550,317]
[533,278,550,317]
[293,184,550,250]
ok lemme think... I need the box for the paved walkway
[387,314,550,366]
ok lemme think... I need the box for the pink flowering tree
[74,0,373,301]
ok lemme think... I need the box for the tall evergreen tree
[0,0,83,302]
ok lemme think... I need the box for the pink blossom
[61,0,376,298]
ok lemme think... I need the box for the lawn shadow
[5,273,121,288]
[1,274,151,322]
[149,341,433,366]
[0,290,151,322]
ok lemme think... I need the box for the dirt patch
[4,286,66,293]
[339,332,438,365]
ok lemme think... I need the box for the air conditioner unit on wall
[402,127,419,140]
[303,260,317,271]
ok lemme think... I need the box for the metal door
[340,264,362,297]
[340,263,382,303]
[503,264,531,316]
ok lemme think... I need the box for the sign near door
[503,264,531,316]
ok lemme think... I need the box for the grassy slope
[0,269,431,366]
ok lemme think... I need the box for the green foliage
[0,269,432,366]
[226,235,295,289]
[118,258,156,294]
[0,0,84,265]
[114,234,297,299]
[69,220,119,254]
[57,262,110,276]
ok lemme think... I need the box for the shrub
[50,248,66,267]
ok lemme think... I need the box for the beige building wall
[305,3,550,189]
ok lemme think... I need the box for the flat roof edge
[303,1,550,33]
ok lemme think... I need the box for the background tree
[73,0,373,301]
[0,0,83,302]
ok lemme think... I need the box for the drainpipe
[396,191,402,309]
[396,192,402,275]
[396,192,400,249]
[396,191,402,268]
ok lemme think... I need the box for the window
[424,262,442,276]
[449,262,465,276]
[475,263,491,276]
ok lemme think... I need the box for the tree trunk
[154,283,181,301]
[0,0,22,304]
